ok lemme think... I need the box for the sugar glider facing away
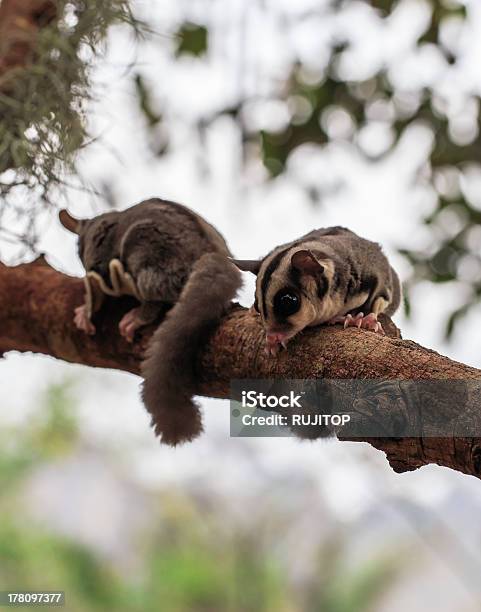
[59,198,241,445]
[233,227,400,356]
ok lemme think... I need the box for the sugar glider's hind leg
[119,301,167,343]
[119,266,174,342]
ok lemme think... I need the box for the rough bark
[1,258,481,479]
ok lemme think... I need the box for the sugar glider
[233,226,400,355]
[59,198,241,445]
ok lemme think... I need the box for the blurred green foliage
[0,382,403,611]
[0,0,141,253]
[309,550,401,612]
[152,0,480,337]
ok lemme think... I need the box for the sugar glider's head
[59,209,118,272]
[233,248,334,355]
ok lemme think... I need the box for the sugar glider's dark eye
[273,290,300,318]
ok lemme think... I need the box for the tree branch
[1,259,481,479]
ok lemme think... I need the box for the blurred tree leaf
[133,73,169,156]
[368,0,395,16]
[403,285,411,318]
[175,23,208,58]
[445,302,474,340]
[134,74,162,127]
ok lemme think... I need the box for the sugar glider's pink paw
[343,312,385,335]
[264,331,290,357]
[360,312,385,335]
[74,305,96,335]
[119,307,144,343]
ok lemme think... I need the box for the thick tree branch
[1,259,481,479]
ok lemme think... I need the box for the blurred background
[1,0,481,610]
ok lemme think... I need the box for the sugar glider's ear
[59,209,83,234]
[231,259,262,275]
[291,249,324,277]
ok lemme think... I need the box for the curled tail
[141,253,242,445]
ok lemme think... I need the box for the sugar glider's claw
[332,312,384,335]
[343,312,364,328]
[351,312,385,335]
[354,312,364,328]
[358,312,385,335]
[367,314,385,335]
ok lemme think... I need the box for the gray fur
[77,199,231,296]
[141,253,241,445]
[64,198,240,445]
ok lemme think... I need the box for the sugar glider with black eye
[233,227,400,356]
[59,198,241,445]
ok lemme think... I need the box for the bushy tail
[141,253,241,445]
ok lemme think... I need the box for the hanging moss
[0,0,141,203]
